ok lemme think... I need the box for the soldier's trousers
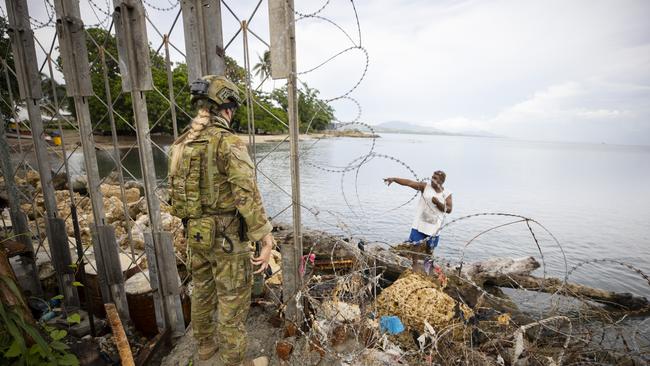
[191,244,252,365]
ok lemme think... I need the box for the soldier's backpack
[168,130,222,219]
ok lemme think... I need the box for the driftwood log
[477,272,650,311]
[385,252,650,313]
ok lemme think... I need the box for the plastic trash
[40,311,57,322]
[380,315,404,335]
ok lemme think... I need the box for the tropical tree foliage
[40,74,70,113]
[1,17,333,135]
[252,50,271,81]
[271,82,335,132]
[0,16,18,120]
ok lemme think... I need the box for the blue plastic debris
[380,315,405,335]
[40,310,57,322]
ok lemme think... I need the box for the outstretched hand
[251,233,275,274]
[383,177,394,186]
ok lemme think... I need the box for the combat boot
[197,338,219,361]
[242,356,269,366]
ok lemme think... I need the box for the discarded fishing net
[375,270,474,330]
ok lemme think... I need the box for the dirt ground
[161,301,291,366]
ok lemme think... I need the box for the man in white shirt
[384,170,453,252]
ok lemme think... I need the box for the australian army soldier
[169,75,274,365]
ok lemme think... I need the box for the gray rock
[69,174,88,192]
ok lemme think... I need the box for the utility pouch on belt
[187,217,215,250]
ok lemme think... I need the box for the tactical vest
[168,126,224,219]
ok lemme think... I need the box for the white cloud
[423,80,648,144]
[574,109,629,120]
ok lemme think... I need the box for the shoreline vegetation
[3,128,379,151]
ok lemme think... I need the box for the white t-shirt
[411,183,451,236]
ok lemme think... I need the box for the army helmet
[190,75,242,109]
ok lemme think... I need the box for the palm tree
[252,50,271,81]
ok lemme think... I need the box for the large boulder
[104,196,126,224]
[100,184,140,203]
[128,197,147,219]
[126,212,186,257]
[51,172,67,190]
[26,170,40,187]
[123,214,149,250]
[69,175,88,192]
[124,180,144,195]
[162,212,185,259]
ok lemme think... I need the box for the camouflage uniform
[170,114,272,365]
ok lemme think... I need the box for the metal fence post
[4,0,80,310]
[0,118,42,298]
[241,20,257,167]
[268,0,303,324]
[180,0,225,81]
[53,0,131,323]
[113,0,184,337]
[285,0,303,325]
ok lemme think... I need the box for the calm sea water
[71,133,650,298]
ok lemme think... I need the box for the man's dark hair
[435,170,446,183]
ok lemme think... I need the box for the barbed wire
[27,0,56,29]
[85,0,112,28]
[2,1,649,365]
[87,0,112,17]
[142,0,179,12]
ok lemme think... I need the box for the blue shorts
[408,228,440,249]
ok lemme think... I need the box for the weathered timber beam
[478,273,649,311]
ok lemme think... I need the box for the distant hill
[372,121,447,134]
[371,121,496,137]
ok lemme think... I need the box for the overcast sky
[8,0,650,145]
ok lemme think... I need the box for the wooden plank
[268,0,290,79]
[284,0,303,325]
[48,217,80,309]
[95,225,130,322]
[134,328,169,366]
[144,232,165,332]
[4,0,42,99]
[113,0,152,92]
[180,0,225,81]
[153,232,184,337]
[105,303,135,366]
[53,0,93,97]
